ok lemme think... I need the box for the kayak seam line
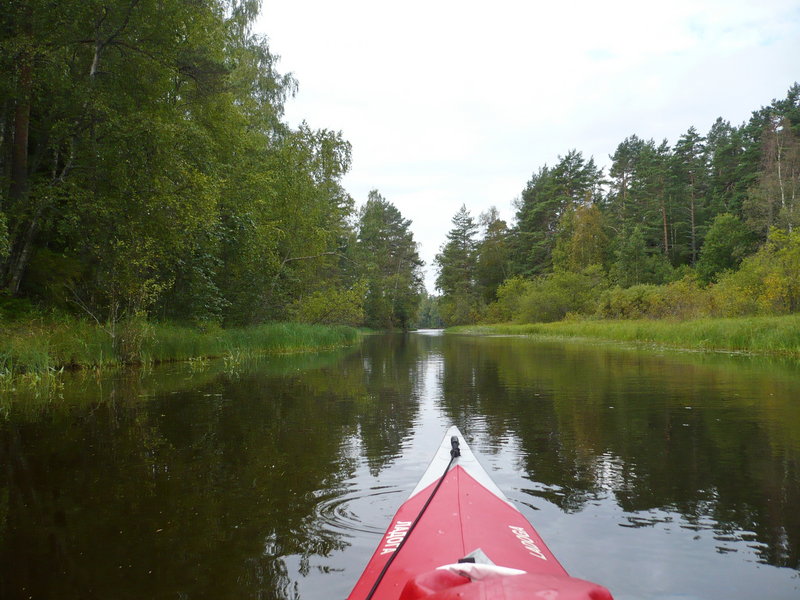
[456,465,466,557]
[362,449,459,600]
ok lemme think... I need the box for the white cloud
[257,0,800,291]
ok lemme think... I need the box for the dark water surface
[2,332,799,599]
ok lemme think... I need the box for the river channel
[1,331,799,599]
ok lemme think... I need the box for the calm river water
[1,331,799,599]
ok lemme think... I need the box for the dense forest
[3,3,799,334]
[1,0,423,330]
[431,84,800,327]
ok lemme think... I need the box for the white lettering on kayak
[380,521,413,555]
[509,525,548,561]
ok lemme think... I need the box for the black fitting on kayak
[450,436,461,458]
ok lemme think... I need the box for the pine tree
[475,207,510,303]
[435,205,480,325]
[608,135,648,234]
[671,127,708,265]
[510,150,603,276]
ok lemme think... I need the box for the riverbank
[448,315,800,357]
[0,318,359,376]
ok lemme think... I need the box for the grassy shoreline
[0,319,359,376]
[448,315,800,357]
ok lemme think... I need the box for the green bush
[657,275,709,319]
[756,228,800,313]
[517,267,607,323]
[611,226,674,287]
[597,284,663,319]
[707,263,763,317]
[695,213,755,284]
[484,276,533,323]
[20,249,84,309]
[597,275,708,320]
[483,268,608,324]
[113,314,154,364]
[439,293,482,327]
[708,227,800,317]
[0,292,39,322]
[290,281,367,326]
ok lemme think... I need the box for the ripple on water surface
[313,482,405,538]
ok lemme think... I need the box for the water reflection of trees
[0,335,431,600]
[0,361,314,597]
[340,334,425,475]
[438,336,800,569]
[6,333,797,597]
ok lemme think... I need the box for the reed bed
[450,315,800,357]
[0,317,358,376]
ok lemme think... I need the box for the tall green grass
[140,322,358,363]
[450,315,800,356]
[0,316,359,376]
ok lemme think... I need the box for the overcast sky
[256,0,800,292]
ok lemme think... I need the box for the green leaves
[1,0,364,327]
[356,191,423,330]
[0,213,8,261]
[510,150,604,276]
[435,205,481,326]
[290,280,367,326]
[611,226,674,288]
[696,214,755,284]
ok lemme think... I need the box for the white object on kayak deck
[436,563,527,581]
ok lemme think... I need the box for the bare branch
[66,284,112,339]
[280,251,339,266]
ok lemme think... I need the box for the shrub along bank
[481,228,800,325]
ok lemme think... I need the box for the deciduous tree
[356,190,423,329]
[696,213,755,283]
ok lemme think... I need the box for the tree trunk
[9,58,31,204]
[3,47,33,291]
[6,213,39,294]
[689,193,697,264]
[0,100,11,187]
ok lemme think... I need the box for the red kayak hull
[346,427,612,600]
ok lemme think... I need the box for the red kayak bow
[346,427,613,600]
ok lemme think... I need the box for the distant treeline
[1,1,423,330]
[428,83,800,327]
